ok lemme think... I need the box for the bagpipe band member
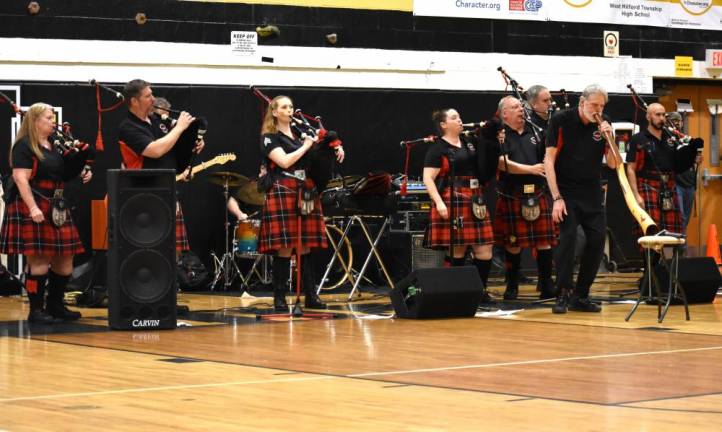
[494,96,557,301]
[526,84,553,131]
[544,84,620,314]
[422,108,498,302]
[0,103,92,324]
[257,95,343,311]
[667,111,703,233]
[626,103,703,267]
[117,79,205,254]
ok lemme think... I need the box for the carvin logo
[592,131,603,141]
[132,319,161,327]
[679,0,712,16]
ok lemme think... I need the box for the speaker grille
[120,193,173,248]
[119,249,174,303]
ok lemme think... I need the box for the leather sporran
[472,195,487,220]
[661,190,674,211]
[521,195,541,222]
[50,189,68,227]
[299,186,316,215]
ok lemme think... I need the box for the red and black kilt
[259,176,327,254]
[493,190,558,248]
[636,176,682,237]
[0,180,84,256]
[424,181,494,249]
[176,204,190,252]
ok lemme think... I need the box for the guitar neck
[176,159,214,181]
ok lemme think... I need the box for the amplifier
[390,211,429,233]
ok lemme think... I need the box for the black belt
[638,172,674,181]
[447,178,479,188]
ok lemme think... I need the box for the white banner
[413,0,722,31]
[413,0,548,21]
[668,0,722,31]
[549,0,668,27]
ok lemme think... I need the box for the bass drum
[317,223,353,290]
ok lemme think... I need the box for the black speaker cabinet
[390,266,483,319]
[654,257,721,304]
[107,169,177,330]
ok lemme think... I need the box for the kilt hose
[636,176,683,239]
[0,179,84,256]
[493,189,558,249]
[259,176,327,254]
[424,181,493,249]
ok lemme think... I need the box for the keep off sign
[604,31,619,58]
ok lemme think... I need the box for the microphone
[462,121,486,128]
[90,79,124,100]
[400,135,435,147]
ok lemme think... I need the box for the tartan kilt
[0,180,84,256]
[636,176,682,237]
[176,204,190,252]
[259,176,327,254]
[493,190,558,248]
[424,184,494,249]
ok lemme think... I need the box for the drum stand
[238,253,272,291]
[209,177,243,290]
[317,215,395,300]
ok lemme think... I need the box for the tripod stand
[210,175,243,290]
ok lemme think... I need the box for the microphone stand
[447,148,457,259]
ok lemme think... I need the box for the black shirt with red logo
[626,129,676,173]
[546,108,609,193]
[424,137,478,178]
[118,112,176,170]
[499,123,545,188]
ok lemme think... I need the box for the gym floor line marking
[3,345,721,403]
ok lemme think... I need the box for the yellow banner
[180,0,413,11]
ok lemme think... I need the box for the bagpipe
[153,104,208,175]
[250,86,343,191]
[0,91,94,179]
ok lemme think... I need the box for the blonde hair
[260,95,291,135]
[12,102,53,165]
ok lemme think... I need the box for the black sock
[451,256,466,266]
[473,259,492,289]
[272,256,291,293]
[505,251,521,282]
[536,249,553,286]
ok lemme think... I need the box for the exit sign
[706,49,722,68]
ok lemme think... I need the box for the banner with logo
[413,0,722,31]
[549,0,668,27]
[668,0,722,31]
[413,0,548,21]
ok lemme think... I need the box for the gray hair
[497,95,518,117]
[525,85,548,103]
[580,84,608,105]
[666,112,682,122]
[154,97,171,109]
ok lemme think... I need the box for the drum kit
[207,171,269,291]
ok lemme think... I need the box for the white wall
[0,37,713,93]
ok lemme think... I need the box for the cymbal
[236,181,266,206]
[325,175,362,190]
[207,171,249,187]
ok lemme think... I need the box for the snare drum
[234,219,260,254]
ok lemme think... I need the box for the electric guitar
[176,153,237,181]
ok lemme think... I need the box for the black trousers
[554,193,606,298]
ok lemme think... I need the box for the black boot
[302,254,326,309]
[536,249,557,299]
[472,258,494,303]
[271,256,290,312]
[46,271,81,321]
[503,251,521,300]
[551,288,569,314]
[25,273,56,324]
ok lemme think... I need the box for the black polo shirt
[118,111,176,170]
[499,123,545,187]
[424,137,478,177]
[261,132,311,171]
[11,137,64,181]
[626,129,676,173]
[546,108,609,194]
[529,111,549,132]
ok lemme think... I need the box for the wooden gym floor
[1,273,722,431]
